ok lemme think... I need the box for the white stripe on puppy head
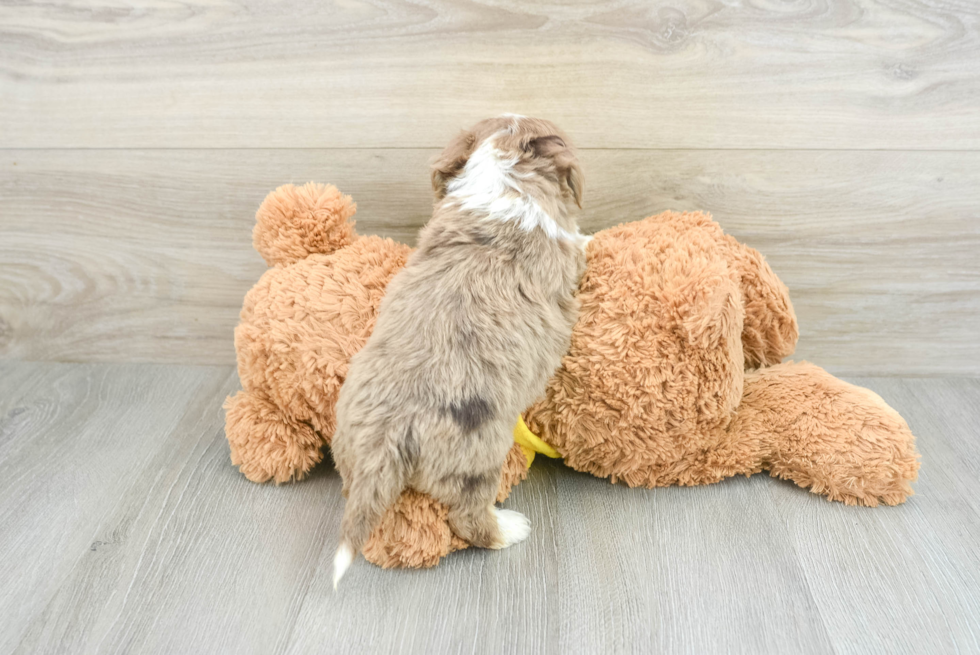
[445,132,582,243]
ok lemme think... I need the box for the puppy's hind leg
[431,469,531,550]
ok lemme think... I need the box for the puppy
[332,115,587,587]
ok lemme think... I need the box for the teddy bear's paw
[362,490,457,569]
[224,391,324,484]
[493,508,531,548]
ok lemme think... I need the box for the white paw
[494,508,531,548]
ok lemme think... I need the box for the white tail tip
[333,543,354,590]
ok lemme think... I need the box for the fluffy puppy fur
[332,116,587,587]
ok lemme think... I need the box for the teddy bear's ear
[252,183,357,267]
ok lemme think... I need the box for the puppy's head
[431,115,583,210]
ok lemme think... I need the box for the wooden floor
[1,360,978,654]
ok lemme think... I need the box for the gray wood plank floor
[2,360,978,654]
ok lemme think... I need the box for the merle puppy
[332,115,588,587]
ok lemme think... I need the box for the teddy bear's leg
[361,443,530,568]
[731,361,920,506]
[223,390,326,484]
[361,489,459,569]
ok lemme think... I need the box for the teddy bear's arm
[723,236,799,368]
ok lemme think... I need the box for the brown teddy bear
[225,182,920,569]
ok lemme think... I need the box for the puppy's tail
[333,432,413,589]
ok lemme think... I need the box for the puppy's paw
[493,508,531,548]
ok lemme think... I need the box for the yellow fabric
[513,415,561,468]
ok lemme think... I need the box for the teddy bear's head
[524,210,798,488]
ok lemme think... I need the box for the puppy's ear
[431,130,477,201]
[529,136,583,209]
[524,135,566,157]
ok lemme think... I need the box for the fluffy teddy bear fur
[523,211,919,505]
[225,182,920,569]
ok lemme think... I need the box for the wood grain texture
[1,0,979,149]
[13,373,340,655]
[772,377,980,654]
[0,361,233,654]
[2,149,977,374]
[2,364,979,654]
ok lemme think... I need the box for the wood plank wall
[1,1,978,375]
